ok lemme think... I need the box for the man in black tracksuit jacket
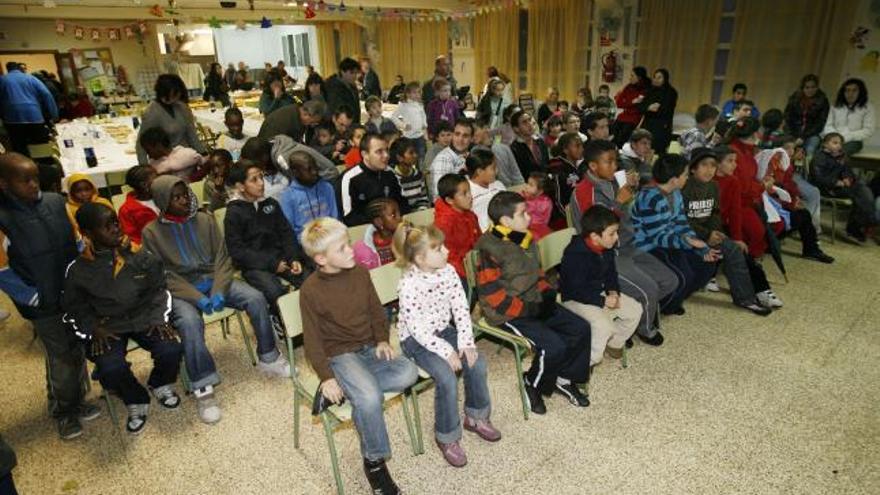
[335,134,409,226]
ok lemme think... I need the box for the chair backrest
[190,179,206,204]
[213,207,227,236]
[402,208,434,226]
[369,263,402,305]
[463,250,480,303]
[277,291,303,338]
[565,202,576,229]
[348,223,370,244]
[335,164,347,175]
[538,227,575,272]
[28,142,59,159]
[111,193,126,211]
[105,170,128,188]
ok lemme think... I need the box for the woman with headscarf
[613,66,652,147]
[203,62,230,107]
[639,68,678,154]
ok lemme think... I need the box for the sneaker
[363,458,400,495]
[756,290,784,308]
[78,402,102,422]
[58,416,83,440]
[125,403,149,435]
[802,250,834,264]
[194,386,221,424]
[522,374,546,415]
[638,332,665,346]
[257,354,292,378]
[604,346,624,360]
[555,380,590,407]
[463,417,501,442]
[151,385,181,409]
[738,301,772,316]
[662,306,686,316]
[705,278,720,292]
[435,440,468,467]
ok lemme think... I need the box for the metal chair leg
[409,387,425,455]
[831,201,837,244]
[399,391,419,456]
[234,312,257,366]
[320,414,345,495]
[621,346,629,369]
[513,343,529,420]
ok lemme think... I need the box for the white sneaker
[257,354,292,378]
[757,290,784,308]
[705,278,720,292]
[194,386,221,424]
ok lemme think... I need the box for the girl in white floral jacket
[394,223,501,468]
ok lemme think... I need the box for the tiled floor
[1,236,877,494]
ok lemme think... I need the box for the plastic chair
[276,291,421,495]
[803,160,850,244]
[537,228,575,273]
[190,179,206,205]
[402,208,434,226]
[347,223,370,244]
[463,250,534,420]
[111,193,126,211]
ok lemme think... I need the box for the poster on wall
[70,48,116,96]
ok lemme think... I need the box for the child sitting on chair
[118,165,159,247]
[280,150,339,239]
[240,137,290,201]
[140,126,205,181]
[433,174,481,286]
[299,217,418,494]
[466,148,506,231]
[475,192,591,415]
[395,224,500,467]
[560,206,643,367]
[391,137,431,211]
[141,176,291,425]
[64,173,113,236]
[202,149,232,212]
[64,202,182,435]
[353,198,403,269]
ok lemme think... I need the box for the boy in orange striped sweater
[474,191,591,415]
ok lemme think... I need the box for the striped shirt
[630,186,707,254]
[393,165,431,210]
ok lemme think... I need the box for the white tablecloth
[56,117,140,187]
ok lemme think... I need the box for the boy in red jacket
[713,145,768,259]
[433,173,481,288]
[118,165,159,247]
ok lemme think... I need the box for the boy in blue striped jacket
[630,154,719,315]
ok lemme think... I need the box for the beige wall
[0,18,160,83]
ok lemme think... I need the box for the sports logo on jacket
[262,203,276,215]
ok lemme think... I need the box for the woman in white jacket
[824,78,875,155]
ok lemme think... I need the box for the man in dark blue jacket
[0,153,97,440]
[0,62,58,156]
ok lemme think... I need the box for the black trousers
[88,331,182,405]
[5,123,51,157]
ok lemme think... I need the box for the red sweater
[729,139,766,208]
[433,197,481,277]
[614,83,647,125]
[715,174,745,242]
[769,154,800,209]
[118,193,159,246]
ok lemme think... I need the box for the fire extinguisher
[601,51,617,83]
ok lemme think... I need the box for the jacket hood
[151,175,197,218]
[65,173,99,205]
[621,142,640,159]
[434,196,468,222]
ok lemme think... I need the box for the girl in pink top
[521,171,553,240]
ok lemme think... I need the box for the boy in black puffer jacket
[63,202,182,435]
[224,160,311,315]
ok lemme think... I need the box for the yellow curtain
[376,19,414,84]
[315,23,338,76]
[526,0,590,102]
[411,20,449,84]
[637,0,722,114]
[726,0,858,110]
[337,22,365,60]
[474,8,519,96]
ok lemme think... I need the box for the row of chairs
[274,225,583,494]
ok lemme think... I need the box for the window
[283,33,312,68]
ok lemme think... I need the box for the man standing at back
[258,99,326,143]
[324,58,362,125]
[360,57,382,100]
[0,62,58,157]
[422,55,458,107]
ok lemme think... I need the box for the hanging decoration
[90,28,101,41]
[235,19,247,30]
[138,21,149,33]
[124,25,136,39]
[260,16,272,28]
[149,4,164,17]
[304,4,316,18]
[248,0,254,11]
[208,16,222,29]
[55,19,65,35]
[108,28,121,41]
[73,26,85,39]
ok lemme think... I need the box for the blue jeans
[793,173,821,232]
[329,346,418,461]
[401,326,491,443]
[172,280,280,391]
[803,135,821,157]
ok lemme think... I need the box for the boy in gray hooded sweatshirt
[141,175,290,424]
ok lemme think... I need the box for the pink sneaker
[464,417,502,442]
[435,440,468,467]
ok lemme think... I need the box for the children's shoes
[435,440,468,467]
[464,417,501,442]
